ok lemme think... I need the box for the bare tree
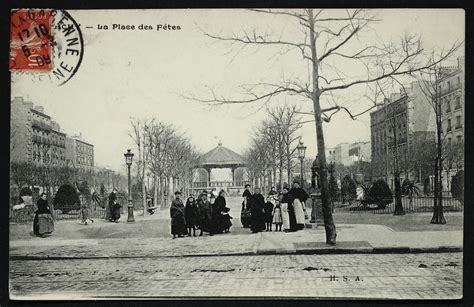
[418,66,449,224]
[129,118,153,215]
[267,105,302,185]
[186,9,461,244]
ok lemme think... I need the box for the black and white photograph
[9,8,465,300]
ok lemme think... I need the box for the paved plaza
[10,253,462,299]
[9,197,463,299]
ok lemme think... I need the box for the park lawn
[333,211,463,232]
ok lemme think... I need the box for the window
[455,116,462,129]
[446,99,451,113]
[456,135,462,143]
[455,96,461,109]
[447,138,452,146]
[447,81,451,90]
[457,76,460,85]
[447,119,452,132]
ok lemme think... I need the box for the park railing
[9,199,146,224]
[340,196,463,214]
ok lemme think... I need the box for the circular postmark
[10,9,84,86]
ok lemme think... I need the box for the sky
[11,9,465,173]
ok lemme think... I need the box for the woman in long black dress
[212,190,232,234]
[33,193,54,238]
[170,191,187,238]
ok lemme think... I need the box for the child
[272,201,283,232]
[184,195,199,237]
[264,198,275,231]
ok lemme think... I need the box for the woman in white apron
[293,198,306,229]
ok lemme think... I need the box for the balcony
[32,135,51,145]
[440,82,462,96]
[31,119,52,131]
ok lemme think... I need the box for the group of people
[241,181,309,233]
[169,190,232,239]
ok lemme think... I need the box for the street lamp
[124,149,135,223]
[297,141,307,184]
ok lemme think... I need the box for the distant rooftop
[197,142,246,168]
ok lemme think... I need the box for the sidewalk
[10,209,463,259]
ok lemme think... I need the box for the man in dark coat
[197,193,212,236]
[249,187,265,233]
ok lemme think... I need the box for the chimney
[12,97,24,104]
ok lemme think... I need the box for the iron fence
[9,199,145,224]
[341,196,463,214]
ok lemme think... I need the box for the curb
[9,246,462,260]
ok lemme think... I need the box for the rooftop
[197,142,246,168]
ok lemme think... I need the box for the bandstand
[192,142,248,196]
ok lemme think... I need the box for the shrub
[341,175,356,203]
[451,170,464,204]
[53,184,80,214]
[365,179,393,209]
[402,179,420,198]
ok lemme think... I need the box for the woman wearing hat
[170,191,187,238]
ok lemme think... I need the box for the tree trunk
[308,10,336,244]
[393,171,405,215]
[279,163,283,190]
[392,107,405,215]
[153,174,158,208]
[431,94,446,224]
[286,143,292,185]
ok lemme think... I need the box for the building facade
[65,135,95,171]
[331,141,371,166]
[348,141,371,163]
[370,81,436,184]
[440,57,464,146]
[11,97,66,166]
[325,148,336,164]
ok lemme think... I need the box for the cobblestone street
[10,252,462,299]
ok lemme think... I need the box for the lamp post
[124,149,135,223]
[297,141,307,184]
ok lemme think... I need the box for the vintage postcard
[9,8,464,300]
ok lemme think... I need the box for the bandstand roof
[197,142,246,168]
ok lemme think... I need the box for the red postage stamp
[10,9,53,71]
